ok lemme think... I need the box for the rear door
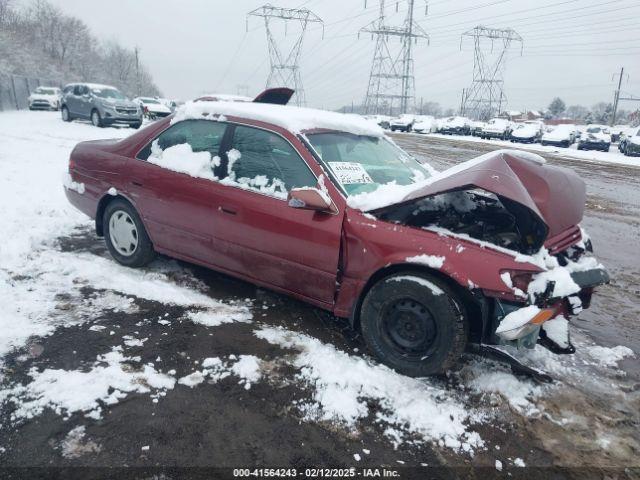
[128,119,229,265]
[213,124,343,306]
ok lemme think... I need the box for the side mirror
[288,188,336,214]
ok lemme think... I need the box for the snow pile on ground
[59,426,101,458]
[255,326,484,452]
[0,112,252,366]
[178,354,263,390]
[6,346,175,421]
[584,345,635,368]
[187,308,253,327]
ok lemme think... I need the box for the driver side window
[224,125,316,199]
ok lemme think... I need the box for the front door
[213,124,343,306]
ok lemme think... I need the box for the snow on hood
[348,149,585,238]
[511,124,538,137]
[542,126,572,141]
[173,101,384,137]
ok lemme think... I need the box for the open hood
[375,150,586,254]
[253,87,294,105]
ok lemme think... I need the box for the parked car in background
[541,124,577,147]
[63,96,608,377]
[28,86,62,110]
[619,127,640,156]
[510,122,543,144]
[365,114,391,130]
[390,114,415,132]
[470,121,485,137]
[481,118,512,140]
[412,115,437,134]
[61,83,143,129]
[133,97,172,119]
[577,126,611,152]
[439,116,471,135]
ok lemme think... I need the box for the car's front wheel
[61,106,72,122]
[103,199,156,268]
[91,109,103,128]
[360,273,467,377]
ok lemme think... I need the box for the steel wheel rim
[381,298,438,357]
[109,210,138,256]
[92,112,99,126]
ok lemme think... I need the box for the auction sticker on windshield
[328,162,374,184]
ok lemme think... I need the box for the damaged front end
[371,150,610,356]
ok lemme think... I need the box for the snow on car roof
[198,93,253,102]
[173,101,385,137]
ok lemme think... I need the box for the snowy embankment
[0,111,251,361]
[406,132,640,169]
[0,111,636,463]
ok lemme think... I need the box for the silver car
[61,83,143,129]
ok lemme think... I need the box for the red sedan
[64,95,609,376]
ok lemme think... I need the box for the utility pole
[460,26,523,121]
[610,67,625,126]
[361,0,429,115]
[247,5,323,107]
[134,46,141,97]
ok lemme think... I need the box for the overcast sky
[43,0,640,111]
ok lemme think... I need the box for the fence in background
[0,74,63,111]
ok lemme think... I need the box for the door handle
[131,180,144,187]
[219,206,237,215]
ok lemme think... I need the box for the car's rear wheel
[103,199,156,268]
[91,109,103,128]
[360,273,467,377]
[61,106,72,122]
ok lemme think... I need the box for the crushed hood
[397,150,586,238]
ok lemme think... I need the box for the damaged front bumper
[490,266,610,353]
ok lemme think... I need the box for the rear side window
[224,125,316,197]
[137,120,227,161]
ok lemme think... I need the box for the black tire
[103,199,156,268]
[360,273,468,377]
[61,106,72,122]
[91,109,103,128]
[131,121,142,129]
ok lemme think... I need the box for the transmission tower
[247,5,323,107]
[361,0,429,115]
[460,26,522,121]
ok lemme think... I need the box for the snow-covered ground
[0,110,638,468]
[403,131,640,168]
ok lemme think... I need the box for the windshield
[34,88,56,95]
[587,127,602,134]
[306,132,431,196]
[141,98,160,104]
[92,88,126,100]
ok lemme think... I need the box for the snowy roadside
[402,131,640,169]
[0,111,638,467]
